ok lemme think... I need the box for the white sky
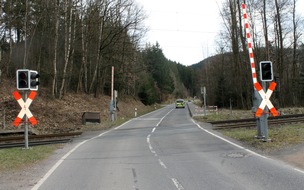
[137,0,304,66]
[137,0,222,66]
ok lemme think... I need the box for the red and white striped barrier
[242,4,278,117]
[13,91,38,127]
[208,106,218,114]
[194,106,218,115]
[242,4,258,85]
[194,106,205,115]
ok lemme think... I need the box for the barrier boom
[242,3,278,117]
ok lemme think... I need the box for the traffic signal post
[258,61,276,141]
[15,69,39,149]
[260,81,269,141]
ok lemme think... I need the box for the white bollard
[135,108,137,117]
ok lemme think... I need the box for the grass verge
[0,144,61,171]
[193,108,304,152]
[221,124,304,152]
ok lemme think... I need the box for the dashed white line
[158,159,167,169]
[152,127,156,133]
[172,178,185,190]
[146,109,174,157]
[146,108,186,190]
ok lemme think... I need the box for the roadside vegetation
[0,104,162,172]
[221,124,304,152]
[193,108,304,152]
[0,145,60,172]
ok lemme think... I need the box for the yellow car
[175,99,185,108]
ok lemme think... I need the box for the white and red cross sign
[254,82,278,117]
[13,90,38,127]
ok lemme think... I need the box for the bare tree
[77,0,88,93]
[59,0,74,99]
[88,0,107,94]
[52,0,60,97]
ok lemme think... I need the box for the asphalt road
[32,104,304,190]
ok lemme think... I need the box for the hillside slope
[0,78,152,134]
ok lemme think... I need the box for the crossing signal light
[16,69,30,90]
[30,70,39,91]
[260,61,273,81]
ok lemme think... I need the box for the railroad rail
[210,114,304,130]
[0,132,82,149]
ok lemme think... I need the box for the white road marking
[294,168,304,174]
[158,159,167,169]
[134,118,160,121]
[146,108,186,190]
[191,118,304,174]
[31,120,133,190]
[191,118,268,159]
[172,178,185,190]
[152,127,156,133]
[146,109,174,157]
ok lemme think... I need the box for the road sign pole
[110,66,115,121]
[202,87,207,116]
[253,89,263,139]
[261,81,269,142]
[23,91,29,149]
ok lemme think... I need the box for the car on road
[175,99,185,108]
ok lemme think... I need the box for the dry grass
[193,107,304,122]
[0,145,60,171]
[221,124,304,152]
[191,104,304,153]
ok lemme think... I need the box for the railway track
[0,132,82,149]
[210,114,304,130]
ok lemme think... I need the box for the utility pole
[110,66,116,121]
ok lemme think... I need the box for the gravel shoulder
[267,142,304,170]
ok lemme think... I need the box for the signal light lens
[30,70,39,91]
[16,69,30,90]
[260,61,273,81]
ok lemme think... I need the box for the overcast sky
[137,0,221,66]
[136,0,304,66]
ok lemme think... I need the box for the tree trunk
[23,0,28,68]
[292,0,299,105]
[89,12,105,93]
[77,0,88,93]
[274,0,284,105]
[262,0,269,60]
[59,0,73,99]
[52,0,59,97]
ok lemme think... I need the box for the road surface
[32,104,304,190]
